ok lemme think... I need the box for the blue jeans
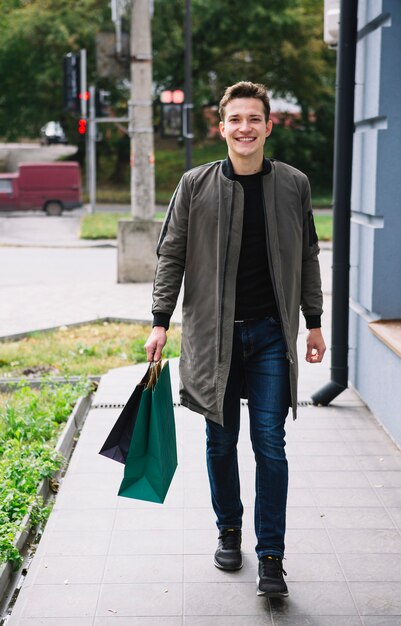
[206,317,290,559]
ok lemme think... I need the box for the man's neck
[229,152,264,176]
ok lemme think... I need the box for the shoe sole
[256,576,288,597]
[214,558,243,571]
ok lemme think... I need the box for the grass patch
[314,214,333,241]
[81,211,333,242]
[80,212,166,240]
[0,321,181,379]
[0,380,91,567]
[80,212,130,239]
[92,140,332,207]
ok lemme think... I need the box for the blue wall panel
[350,0,401,445]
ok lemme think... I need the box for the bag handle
[146,360,162,390]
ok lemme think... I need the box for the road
[0,212,331,340]
[0,209,91,248]
[0,211,175,337]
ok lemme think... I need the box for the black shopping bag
[118,360,178,504]
[98,365,150,464]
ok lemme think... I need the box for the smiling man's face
[219,98,273,168]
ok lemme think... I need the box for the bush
[0,380,91,568]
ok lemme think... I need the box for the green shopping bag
[118,360,178,504]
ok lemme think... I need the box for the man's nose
[239,119,251,132]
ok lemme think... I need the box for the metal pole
[80,49,87,118]
[79,49,90,196]
[88,85,96,214]
[129,0,155,219]
[111,0,119,54]
[184,0,193,171]
[311,0,358,406]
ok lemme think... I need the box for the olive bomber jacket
[152,157,323,425]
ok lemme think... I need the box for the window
[0,179,12,193]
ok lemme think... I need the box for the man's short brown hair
[219,81,271,121]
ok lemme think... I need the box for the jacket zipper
[218,183,235,362]
[261,177,294,366]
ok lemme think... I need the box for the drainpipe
[311,0,358,406]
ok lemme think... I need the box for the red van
[0,162,82,215]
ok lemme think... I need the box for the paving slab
[5,353,401,624]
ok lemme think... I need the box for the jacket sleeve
[300,176,323,328]
[151,174,191,327]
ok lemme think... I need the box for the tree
[0,0,108,140]
[0,0,336,191]
[152,0,336,189]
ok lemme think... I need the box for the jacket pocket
[308,211,318,246]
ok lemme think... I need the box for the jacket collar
[221,156,272,180]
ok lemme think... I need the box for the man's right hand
[144,326,167,362]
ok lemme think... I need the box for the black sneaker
[257,555,288,597]
[214,528,243,570]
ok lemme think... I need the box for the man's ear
[219,120,226,139]
[265,119,273,138]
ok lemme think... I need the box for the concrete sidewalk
[6,358,401,623]
[2,231,401,624]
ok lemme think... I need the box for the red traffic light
[79,91,90,101]
[161,89,184,104]
[78,118,87,135]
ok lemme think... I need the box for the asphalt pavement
[0,209,179,336]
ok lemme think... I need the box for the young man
[145,81,326,597]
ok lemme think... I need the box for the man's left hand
[305,328,326,363]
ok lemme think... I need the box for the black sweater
[234,169,279,321]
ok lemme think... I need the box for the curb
[0,393,92,610]
[0,241,117,249]
[0,376,100,392]
[0,316,156,344]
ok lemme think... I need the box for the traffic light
[80,91,90,104]
[64,50,89,116]
[63,53,81,114]
[78,118,87,135]
[161,90,185,104]
[95,89,111,117]
[160,90,185,138]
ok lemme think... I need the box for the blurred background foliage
[0,0,336,195]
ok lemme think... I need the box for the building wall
[349,0,401,442]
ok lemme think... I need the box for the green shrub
[0,380,91,568]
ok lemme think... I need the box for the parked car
[40,121,68,145]
[0,162,82,215]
